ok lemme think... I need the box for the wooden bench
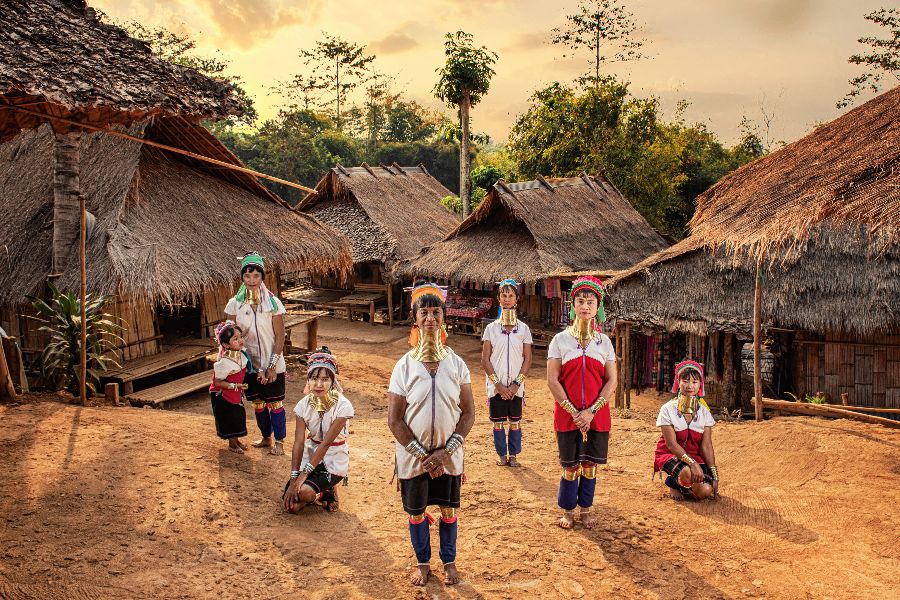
[124,369,214,407]
[284,310,326,353]
[102,339,214,395]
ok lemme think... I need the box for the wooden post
[79,194,87,406]
[840,392,849,406]
[308,317,319,352]
[722,332,735,410]
[0,338,16,399]
[624,323,632,409]
[614,323,623,408]
[753,261,764,421]
[105,382,120,405]
[387,283,394,328]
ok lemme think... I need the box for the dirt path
[1,318,898,599]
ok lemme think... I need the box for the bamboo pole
[753,260,764,421]
[752,397,900,429]
[624,323,632,409]
[79,194,87,406]
[4,104,318,195]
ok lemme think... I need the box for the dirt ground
[1,317,898,599]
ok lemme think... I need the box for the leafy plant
[28,283,124,396]
[806,393,828,405]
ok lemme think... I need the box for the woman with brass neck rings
[387,282,476,587]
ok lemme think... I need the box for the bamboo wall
[794,330,900,408]
[107,296,159,361]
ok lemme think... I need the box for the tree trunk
[459,90,472,218]
[335,56,341,129]
[79,193,87,405]
[52,132,81,277]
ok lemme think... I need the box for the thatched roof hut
[0,117,351,306]
[403,174,669,284]
[297,164,460,280]
[607,86,900,409]
[0,0,243,142]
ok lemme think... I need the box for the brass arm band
[559,398,578,417]
[488,373,500,385]
[514,373,526,385]
[680,453,697,465]
[590,396,608,415]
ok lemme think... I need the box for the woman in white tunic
[283,349,354,513]
[388,282,476,587]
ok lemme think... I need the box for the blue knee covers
[408,515,431,564]
[439,516,458,564]
[507,425,522,456]
[557,473,579,510]
[492,425,507,457]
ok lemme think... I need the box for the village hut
[0,116,351,390]
[606,85,900,410]
[402,174,669,344]
[294,164,460,325]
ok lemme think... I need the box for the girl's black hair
[411,280,445,312]
[496,283,520,299]
[678,367,702,381]
[307,366,336,383]
[217,324,239,347]
[574,288,600,301]
[241,263,265,278]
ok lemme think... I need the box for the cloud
[196,0,323,49]
[501,32,548,53]
[370,32,421,54]
[725,0,816,34]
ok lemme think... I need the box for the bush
[29,283,124,395]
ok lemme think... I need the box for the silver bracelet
[445,433,464,456]
[301,463,316,474]
[405,439,428,461]
[267,353,281,370]
[290,470,301,479]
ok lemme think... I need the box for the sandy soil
[1,317,898,599]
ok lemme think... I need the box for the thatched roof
[297,164,460,270]
[607,87,900,336]
[690,85,899,258]
[0,117,351,305]
[0,0,243,143]
[401,174,669,284]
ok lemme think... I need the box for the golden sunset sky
[92,0,890,145]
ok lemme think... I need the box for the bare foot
[443,562,460,585]
[496,456,508,466]
[580,508,596,529]
[411,565,430,586]
[251,437,273,448]
[235,439,248,451]
[508,456,520,467]
[269,442,285,456]
[558,511,575,530]
[228,442,244,454]
[670,488,684,501]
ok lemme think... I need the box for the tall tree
[299,33,376,129]
[838,7,900,108]
[551,0,646,88]
[434,31,497,217]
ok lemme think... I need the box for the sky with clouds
[92,0,892,145]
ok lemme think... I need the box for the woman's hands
[283,474,308,511]
[422,448,450,478]
[495,383,518,401]
[573,409,593,432]
[688,462,705,484]
[258,366,277,385]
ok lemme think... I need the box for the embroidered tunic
[654,398,715,472]
[225,296,287,374]
[547,330,616,432]
[294,393,354,477]
[389,350,471,479]
[210,353,248,404]
[481,320,533,399]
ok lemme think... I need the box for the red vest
[554,353,611,432]
[654,427,705,472]
[210,367,246,404]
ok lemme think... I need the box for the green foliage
[28,283,123,396]
[473,147,518,182]
[434,31,498,108]
[440,194,463,214]
[507,79,765,237]
[838,8,900,108]
[552,0,647,87]
[117,21,257,126]
[471,165,503,190]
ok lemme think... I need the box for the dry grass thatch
[400,174,669,284]
[690,85,899,258]
[0,118,352,306]
[606,231,900,336]
[297,164,460,272]
[606,87,900,336]
[0,0,243,143]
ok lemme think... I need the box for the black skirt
[210,392,247,439]
[400,473,462,515]
[556,429,609,467]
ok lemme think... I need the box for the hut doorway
[155,302,202,343]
